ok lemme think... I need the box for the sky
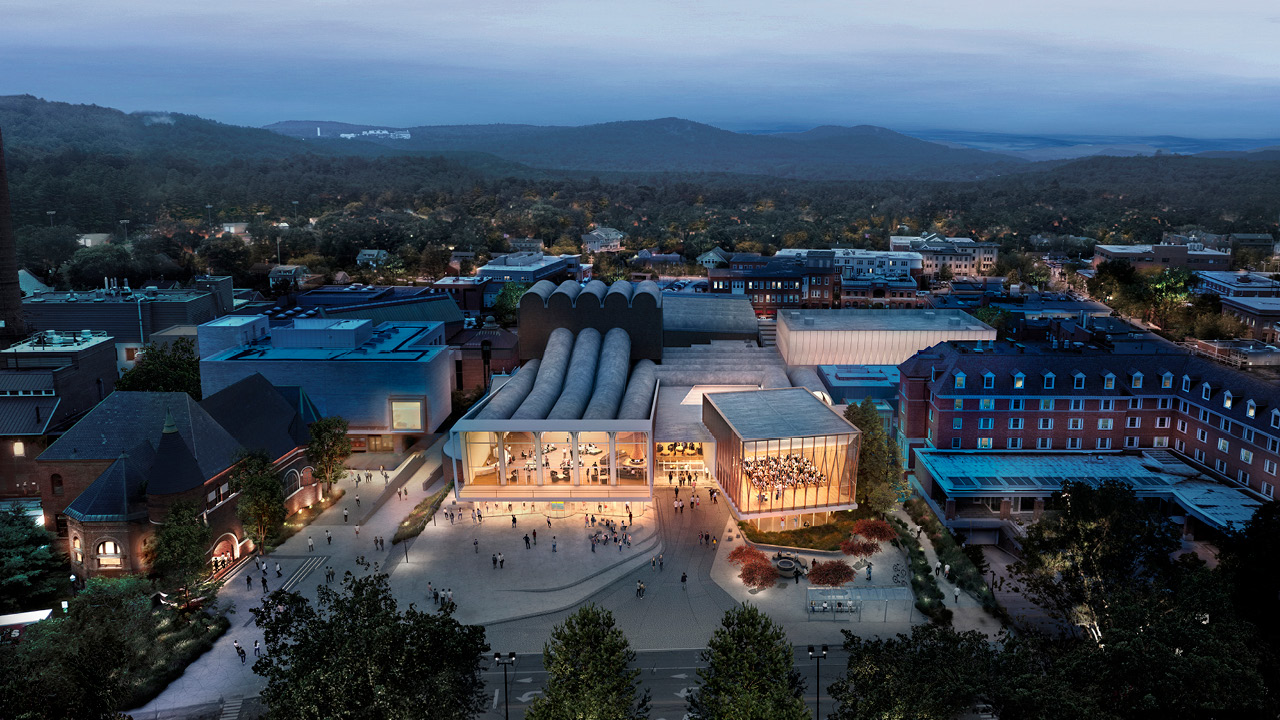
[2,0,1279,137]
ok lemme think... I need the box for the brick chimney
[0,127,26,347]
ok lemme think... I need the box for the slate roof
[200,373,311,459]
[39,391,241,480]
[63,445,154,522]
[147,415,208,495]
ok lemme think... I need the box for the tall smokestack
[0,128,28,347]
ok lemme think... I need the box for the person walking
[532,529,537,545]
[552,536,557,552]
[524,534,531,549]
[326,529,332,545]
[477,509,483,523]
[343,508,349,523]
[355,525,360,538]
[275,562,282,578]
[651,556,656,570]
[866,563,872,580]
[636,580,642,598]
[260,576,268,593]
[355,494,361,508]
[307,536,315,552]
[234,640,246,664]
[953,586,960,604]
[681,572,688,589]
[659,554,664,570]
[474,538,479,553]
[591,537,596,553]
[512,515,517,528]
[492,553,498,569]
[471,508,477,522]
[245,574,252,590]
[934,560,942,576]
[640,582,646,598]
[254,640,261,658]
[944,564,951,580]
[498,552,505,569]
[547,516,551,529]
[711,537,717,549]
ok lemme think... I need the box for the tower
[0,128,27,347]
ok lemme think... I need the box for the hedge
[903,497,1007,621]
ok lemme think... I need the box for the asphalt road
[478,646,847,719]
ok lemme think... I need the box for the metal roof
[704,387,859,440]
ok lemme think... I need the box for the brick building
[708,251,841,318]
[1221,296,1280,343]
[1092,243,1230,272]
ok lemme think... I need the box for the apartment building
[707,251,840,317]
[889,234,999,278]
[1092,243,1230,272]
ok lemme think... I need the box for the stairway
[757,317,777,347]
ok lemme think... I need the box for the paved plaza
[131,440,1002,717]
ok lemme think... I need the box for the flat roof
[206,323,445,362]
[917,451,1261,530]
[663,295,758,334]
[705,387,858,440]
[204,316,263,327]
[2,330,113,353]
[779,308,993,333]
[654,384,757,442]
[817,365,900,388]
[1222,296,1280,313]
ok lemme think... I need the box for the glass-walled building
[703,388,861,531]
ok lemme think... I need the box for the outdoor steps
[757,318,777,346]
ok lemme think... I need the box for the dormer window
[1224,392,1234,410]
[1104,373,1115,390]
[1161,372,1173,389]
[1246,400,1256,419]
[954,372,965,389]
[983,372,995,389]
[1013,372,1025,389]
[1202,382,1212,400]
[1182,375,1191,392]
[1073,372,1085,390]
[1131,372,1143,389]
[1272,409,1280,429]
[1043,372,1055,390]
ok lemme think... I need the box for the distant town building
[696,247,732,269]
[1092,243,1230,272]
[476,253,585,285]
[1221,296,1280,344]
[76,233,112,248]
[776,308,995,366]
[631,248,683,266]
[581,227,625,253]
[219,222,249,236]
[355,249,389,268]
[775,247,924,281]
[431,276,491,316]
[708,251,840,317]
[890,234,999,278]
[508,238,545,253]
[268,264,310,290]
[1195,271,1280,298]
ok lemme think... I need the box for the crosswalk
[219,695,243,720]
[280,555,326,593]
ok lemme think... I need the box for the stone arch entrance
[212,532,240,561]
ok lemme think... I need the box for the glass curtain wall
[579,431,610,485]
[465,431,502,486]
[543,431,577,485]
[506,432,538,485]
[615,431,649,486]
[725,433,855,513]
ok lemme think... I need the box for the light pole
[808,644,827,720]
[46,210,55,227]
[292,200,299,221]
[205,204,213,230]
[494,652,516,720]
[118,219,130,244]
[276,237,282,265]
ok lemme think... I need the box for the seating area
[658,442,702,457]
[743,453,827,491]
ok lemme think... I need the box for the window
[1202,383,1212,400]
[1265,459,1277,476]
[1246,400,1256,418]
[72,536,82,564]
[1161,373,1173,389]
[953,399,964,411]
[1074,373,1085,390]
[1154,436,1169,448]
[1043,373,1055,389]
[96,540,123,568]
[1069,418,1083,430]
[1129,398,1143,410]
[1007,437,1022,449]
[1241,449,1254,464]
[1177,419,1188,433]
[1039,418,1053,430]
[1009,418,1024,430]
[977,437,993,449]
[1182,376,1192,392]
[979,418,994,430]
[951,437,962,449]
[1009,399,1024,411]
[1131,373,1143,389]
[1218,438,1230,453]
[1096,438,1112,449]
[1176,439,1186,452]
[1067,437,1082,449]
[51,474,63,497]
[1224,392,1234,410]
[1125,436,1139,448]
[1037,437,1053,449]
[1271,438,1280,453]
[1273,410,1280,429]
[1238,470,1250,485]
[1215,458,1229,473]
[1197,429,1208,442]
[1040,399,1054,411]
[1220,417,1232,432]
[1013,372,1025,389]
[390,400,424,431]
[1104,373,1115,389]
[1126,417,1141,429]
[1070,399,1084,411]
[1100,399,1114,411]
[983,372,994,389]
[1155,417,1170,429]
[980,399,995,411]
[1194,449,1205,463]
[952,417,963,430]
[1158,397,1172,410]
[1098,419,1114,430]
[1264,482,1274,499]
[12,441,23,457]
[1244,428,1255,443]
[1199,408,1211,422]
[954,372,966,389]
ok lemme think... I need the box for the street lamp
[276,237,283,265]
[46,210,55,227]
[292,200,299,220]
[808,644,828,720]
[205,204,213,229]
[118,219,130,244]
[493,652,516,720]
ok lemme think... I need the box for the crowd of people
[741,453,827,490]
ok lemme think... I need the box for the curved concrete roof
[635,280,663,308]
[548,329,603,419]
[522,280,558,305]
[580,280,608,305]
[583,328,632,420]
[618,359,657,419]
[787,367,833,404]
[551,280,581,303]
[761,367,792,389]
[476,359,542,419]
[511,328,575,419]
[605,280,633,303]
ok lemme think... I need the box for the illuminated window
[1012,372,1025,389]
[73,536,82,564]
[977,437,993,449]
[1131,373,1143,389]
[1104,373,1115,390]
[1162,373,1173,389]
[1246,400,1256,418]
[97,540,123,568]
[391,401,423,431]
[979,399,994,410]
[12,441,23,457]
[1223,392,1234,410]
[954,372,965,389]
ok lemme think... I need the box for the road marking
[674,687,696,699]
[517,691,544,702]
[492,689,499,708]
[516,677,533,684]
[670,673,688,679]
[281,555,326,593]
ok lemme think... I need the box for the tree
[491,282,529,327]
[0,576,155,720]
[843,398,904,514]
[200,233,252,280]
[807,559,856,587]
[114,337,201,399]
[0,504,67,613]
[1218,501,1280,710]
[936,264,954,283]
[63,243,136,289]
[1009,480,1180,640]
[143,501,210,602]
[828,624,993,720]
[1144,267,1198,328]
[839,538,879,559]
[251,567,489,720]
[687,604,808,720]
[851,518,897,542]
[15,225,81,278]
[307,416,352,498]
[231,450,285,553]
[420,245,452,278]
[739,558,780,590]
[526,604,650,720]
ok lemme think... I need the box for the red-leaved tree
[728,545,770,567]
[808,559,856,587]
[851,518,897,542]
[740,558,780,590]
[840,538,880,558]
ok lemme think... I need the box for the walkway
[890,509,1004,638]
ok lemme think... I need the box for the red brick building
[708,251,841,318]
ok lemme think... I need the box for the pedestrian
[524,534,531,549]
[591,537,596,552]
[326,529,332,545]
[474,538,479,553]
[866,564,872,580]
[261,576,268,592]
[254,640,261,658]
[953,586,960,604]
[427,581,433,598]
[552,536,557,552]
[640,582,646,598]
[433,588,440,604]
[471,508,477,522]
[794,571,800,585]
[246,574,252,590]
[629,510,633,524]
[934,561,941,576]
[477,510,483,523]
[944,563,951,579]
[712,537,717,549]
[532,529,537,545]
[234,640,245,664]
[307,536,315,552]
[448,511,454,525]
[681,572,687,589]
[636,580,642,597]
[355,525,360,538]
[547,516,551,529]
[492,553,498,569]
[659,554,664,570]
[651,556,656,570]
[916,527,923,539]
[498,552,505,569]
[275,562,282,578]
[343,508,349,523]
[447,588,453,602]
[355,494,361,508]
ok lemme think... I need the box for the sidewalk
[891,509,1003,638]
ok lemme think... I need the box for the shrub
[727,545,770,567]
[392,481,453,544]
[735,507,878,551]
[903,498,1005,618]
[808,559,856,587]
[890,516,950,625]
[840,538,880,558]
[851,518,897,542]
[739,559,780,590]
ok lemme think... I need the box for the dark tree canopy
[114,337,202,399]
[142,500,210,601]
[306,416,352,495]
[688,604,809,720]
[526,604,650,720]
[0,504,67,613]
[231,450,286,551]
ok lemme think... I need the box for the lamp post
[205,204,213,230]
[276,237,282,265]
[46,210,55,227]
[291,200,299,221]
[808,644,827,720]
[493,652,516,720]
[119,219,130,244]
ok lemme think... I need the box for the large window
[580,431,611,485]
[97,540,123,568]
[464,431,502,486]
[615,432,649,486]
[391,400,423,431]
[506,432,539,486]
[731,433,855,514]
[544,432,576,486]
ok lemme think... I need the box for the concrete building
[661,294,759,347]
[200,317,452,453]
[1195,271,1280,298]
[431,276,491,317]
[518,280,664,361]
[890,234,999,278]
[1092,243,1230,272]
[1221,296,1280,343]
[23,277,233,372]
[477,253,585,285]
[581,228,624,253]
[776,308,995,366]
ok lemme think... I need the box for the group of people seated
[741,454,827,491]
[659,442,701,456]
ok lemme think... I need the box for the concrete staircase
[757,317,777,346]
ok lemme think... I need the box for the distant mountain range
[263,118,1027,181]
[904,129,1280,161]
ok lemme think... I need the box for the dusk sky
[3,0,1278,136]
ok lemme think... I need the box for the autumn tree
[808,559,855,587]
